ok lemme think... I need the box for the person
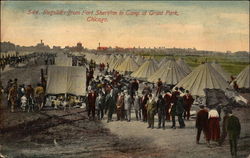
[105,90,116,123]
[219,108,230,146]
[141,93,148,122]
[163,90,172,121]
[156,95,166,129]
[87,90,97,120]
[171,87,180,104]
[34,83,45,110]
[131,79,139,94]
[26,85,34,112]
[142,83,151,96]
[146,94,157,129]
[116,92,125,121]
[233,81,239,92]
[134,92,141,121]
[124,92,133,122]
[96,93,105,120]
[208,108,221,143]
[183,90,194,120]
[196,105,209,145]
[227,109,241,157]
[8,85,17,112]
[156,78,163,96]
[20,95,27,111]
[176,93,185,128]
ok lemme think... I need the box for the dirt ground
[0,62,250,158]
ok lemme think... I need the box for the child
[21,95,27,111]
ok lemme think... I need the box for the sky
[1,1,249,52]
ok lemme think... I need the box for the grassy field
[142,54,249,76]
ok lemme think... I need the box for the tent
[175,63,229,96]
[131,59,158,80]
[46,66,86,95]
[211,62,231,81]
[148,60,187,84]
[55,55,72,66]
[230,65,250,89]
[135,56,145,65]
[116,56,139,72]
[109,57,124,71]
[177,58,192,74]
[158,57,168,68]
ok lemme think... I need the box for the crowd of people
[0,54,242,157]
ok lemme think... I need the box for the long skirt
[208,117,220,141]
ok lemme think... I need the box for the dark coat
[227,115,241,139]
[171,91,180,104]
[175,97,185,115]
[183,94,194,110]
[157,98,166,114]
[88,92,97,107]
[196,109,209,130]
[105,93,116,112]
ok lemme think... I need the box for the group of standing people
[3,78,45,112]
[196,105,241,157]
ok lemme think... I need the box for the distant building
[69,42,84,52]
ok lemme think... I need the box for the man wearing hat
[196,105,209,144]
[156,78,163,96]
[227,109,241,157]
[146,93,157,129]
[183,90,194,120]
[105,89,116,123]
[116,92,125,121]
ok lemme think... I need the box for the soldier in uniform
[146,94,157,129]
[157,95,166,129]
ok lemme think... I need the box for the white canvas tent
[46,66,86,95]
[109,57,124,71]
[116,56,139,72]
[158,57,168,68]
[55,55,72,66]
[230,65,250,89]
[211,62,231,81]
[135,56,145,65]
[148,60,187,84]
[131,59,158,80]
[177,58,192,74]
[175,63,229,96]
